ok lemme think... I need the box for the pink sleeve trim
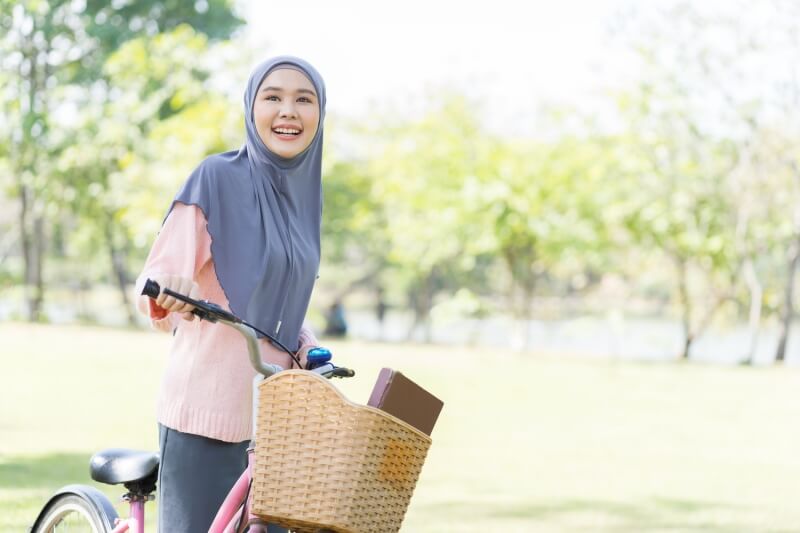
[134,203,212,329]
[295,323,320,369]
[298,324,319,349]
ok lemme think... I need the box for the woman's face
[253,68,320,159]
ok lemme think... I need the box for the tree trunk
[18,20,47,322]
[405,288,420,342]
[741,258,762,365]
[405,275,434,342]
[32,215,45,319]
[104,220,137,326]
[508,280,526,351]
[519,279,535,352]
[503,247,537,352]
[19,184,33,314]
[775,235,800,363]
[421,274,433,343]
[675,256,693,360]
[19,183,45,321]
[681,335,693,361]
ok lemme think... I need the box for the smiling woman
[131,55,327,533]
[253,68,321,159]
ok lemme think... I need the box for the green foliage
[368,98,486,271]
[322,155,388,267]
[0,0,243,313]
[0,0,243,84]
[46,25,240,290]
[480,134,614,304]
[361,98,498,324]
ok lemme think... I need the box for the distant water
[342,310,800,366]
[4,297,799,365]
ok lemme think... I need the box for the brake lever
[141,279,241,324]
[177,296,241,324]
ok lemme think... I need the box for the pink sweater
[135,202,319,443]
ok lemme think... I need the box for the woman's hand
[150,274,201,321]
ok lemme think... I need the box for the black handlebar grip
[334,367,356,378]
[141,279,161,298]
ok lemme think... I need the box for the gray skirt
[157,424,287,533]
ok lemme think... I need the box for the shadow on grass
[0,452,94,489]
[424,497,761,532]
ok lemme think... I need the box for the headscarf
[167,56,326,352]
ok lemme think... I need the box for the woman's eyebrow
[259,86,317,97]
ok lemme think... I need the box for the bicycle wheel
[32,492,117,533]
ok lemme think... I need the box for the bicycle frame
[120,321,277,533]
[108,500,145,533]
[33,282,345,533]
[209,448,266,533]
[123,322,276,533]
[109,416,266,533]
[106,451,264,533]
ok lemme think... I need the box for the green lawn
[2,322,800,532]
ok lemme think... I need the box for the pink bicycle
[30,279,353,533]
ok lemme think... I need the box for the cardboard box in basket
[252,370,441,533]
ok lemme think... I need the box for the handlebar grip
[142,279,161,298]
[337,367,356,378]
[140,277,241,325]
[311,364,355,379]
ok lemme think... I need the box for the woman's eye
[265,95,279,101]
[298,97,312,103]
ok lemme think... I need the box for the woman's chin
[265,140,308,159]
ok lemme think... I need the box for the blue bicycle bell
[306,347,332,370]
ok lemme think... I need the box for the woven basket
[251,370,432,533]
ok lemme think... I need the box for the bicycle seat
[90,448,159,485]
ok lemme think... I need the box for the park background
[3,0,800,531]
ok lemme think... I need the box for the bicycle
[30,279,354,533]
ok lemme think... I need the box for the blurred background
[4,0,800,364]
[3,0,800,531]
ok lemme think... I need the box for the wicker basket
[251,370,432,533]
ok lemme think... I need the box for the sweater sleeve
[134,202,212,331]
[295,323,320,368]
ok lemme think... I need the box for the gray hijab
[168,56,326,353]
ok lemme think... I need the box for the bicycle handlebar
[141,279,241,324]
[140,278,354,379]
[142,279,284,377]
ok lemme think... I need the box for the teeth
[274,128,300,135]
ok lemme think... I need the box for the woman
[135,56,326,532]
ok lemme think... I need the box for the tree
[364,97,495,342]
[611,1,796,360]
[0,0,242,320]
[476,128,613,350]
[55,26,242,324]
[319,154,391,303]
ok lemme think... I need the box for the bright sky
[240,0,637,134]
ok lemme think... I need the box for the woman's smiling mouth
[272,125,302,138]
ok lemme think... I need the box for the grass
[2,322,800,532]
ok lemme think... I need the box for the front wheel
[32,489,118,533]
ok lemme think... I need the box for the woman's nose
[279,101,297,118]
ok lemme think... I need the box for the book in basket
[367,368,444,437]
